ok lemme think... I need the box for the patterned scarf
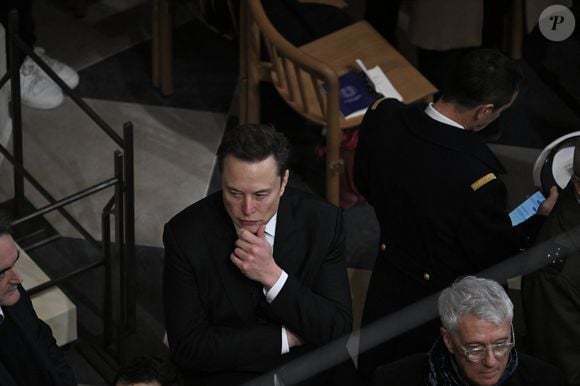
[425,336,518,385]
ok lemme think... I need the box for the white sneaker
[20,57,64,110]
[33,47,79,90]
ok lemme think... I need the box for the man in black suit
[354,49,559,379]
[522,138,580,385]
[163,124,353,385]
[0,221,77,386]
[372,276,566,386]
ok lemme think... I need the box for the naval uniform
[354,98,543,379]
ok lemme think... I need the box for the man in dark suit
[163,124,353,385]
[522,138,580,385]
[372,276,566,386]
[0,221,77,386]
[354,49,559,379]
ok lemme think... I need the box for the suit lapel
[5,291,58,385]
[0,362,17,386]
[272,192,301,275]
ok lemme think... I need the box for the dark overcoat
[0,286,76,386]
[354,98,542,375]
[522,182,580,385]
[372,352,567,385]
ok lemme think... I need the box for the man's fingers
[238,225,267,241]
[538,185,559,216]
[230,253,242,269]
[233,247,249,261]
[238,228,259,243]
[256,224,266,238]
[235,238,252,251]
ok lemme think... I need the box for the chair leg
[152,0,173,95]
[325,121,342,207]
[245,13,262,123]
[75,0,87,17]
[510,0,523,60]
[152,0,161,88]
[239,0,249,123]
[159,0,173,95]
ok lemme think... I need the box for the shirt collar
[425,103,465,130]
[265,213,277,240]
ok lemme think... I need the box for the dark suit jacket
[0,286,76,386]
[372,352,567,386]
[522,182,580,385]
[163,188,352,385]
[354,98,543,373]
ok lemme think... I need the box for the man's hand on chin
[230,224,282,288]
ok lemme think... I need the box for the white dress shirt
[425,103,464,129]
[234,213,291,354]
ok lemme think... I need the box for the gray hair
[438,276,513,333]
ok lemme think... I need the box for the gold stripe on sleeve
[471,173,496,191]
[370,97,387,110]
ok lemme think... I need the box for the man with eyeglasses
[372,276,565,385]
[355,48,559,380]
[0,220,77,386]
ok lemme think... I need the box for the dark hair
[114,356,179,386]
[441,49,524,109]
[216,124,290,176]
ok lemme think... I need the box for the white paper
[552,146,574,189]
[356,59,403,101]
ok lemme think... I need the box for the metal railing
[0,9,136,374]
[243,223,580,385]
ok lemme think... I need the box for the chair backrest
[244,0,341,127]
[240,0,437,206]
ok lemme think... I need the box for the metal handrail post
[122,122,136,333]
[10,177,118,226]
[114,150,126,362]
[102,196,115,347]
[8,10,24,216]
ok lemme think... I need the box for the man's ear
[572,175,580,196]
[441,327,455,354]
[474,103,495,120]
[280,169,290,195]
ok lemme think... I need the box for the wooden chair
[68,0,88,17]
[239,0,437,206]
[152,0,174,95]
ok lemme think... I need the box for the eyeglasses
[456,325,515,363]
